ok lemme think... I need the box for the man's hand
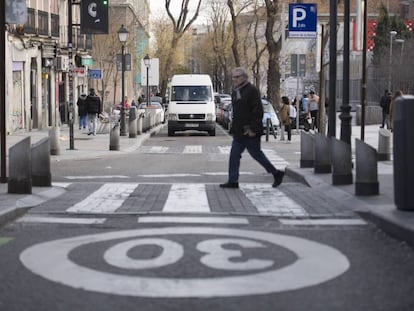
[243,128,256,137]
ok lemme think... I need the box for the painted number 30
[104,237,274,271]
[20,227,350,298]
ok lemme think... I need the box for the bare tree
[263,0,281,109]
[206,0,233,92]
[159,0,203,96]
[226,0,253,67]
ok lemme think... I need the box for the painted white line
[52,182,72,188]
[262,149,290,168]
[138,216,249,225]
[20,227,350,298]
[279,219,367,226]
[149,146,169,153]
[66,183,138,213]
[163,184,210,213]
[183,145,202,153]
[240,184,308,217]
[138,173,200,178]
[17,216,106,225]
[218,146,231,154]
[64,175,130,180]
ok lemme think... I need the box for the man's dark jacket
[86,93,102,114]
[231,82,263,138]
[77,94,88,116]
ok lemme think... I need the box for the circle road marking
[20,227,350,298]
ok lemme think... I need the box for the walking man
[86,88,101,136]
[77,93,88,130]
[220,67,284,189]
[379,89,391,129]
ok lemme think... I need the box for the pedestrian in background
[77,93,88,130]
[389,90,403,132]
[379,89,391,129]
[220,67,284,189]
[301,93,308,113]
[280,96,292,142]
[86,88,102,136]
[308,90,320,130]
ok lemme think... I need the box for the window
[171,86,212,102]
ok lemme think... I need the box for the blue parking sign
[288,3,317,39]
[89,69,102,79]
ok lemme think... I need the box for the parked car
[216,99,232,125]
[222,103,233,131]
[262,99,279,135]
[138,102,166,124]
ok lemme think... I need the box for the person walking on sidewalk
[379,89,391,129]
[220,67,284,189]
[308,90,319,130]
[280,96,292,142]
[77,93,88,130]
[86,88,102,136]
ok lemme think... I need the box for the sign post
[288,3,317,132]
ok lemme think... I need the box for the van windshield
[171,86,212,102]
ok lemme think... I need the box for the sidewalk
[0,121,413,248]
[284,120,414,248]
[0,124,162,227]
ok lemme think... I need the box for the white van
[167,74,216,136]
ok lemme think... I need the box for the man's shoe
[272,171,285,188]
[219,182,239,189]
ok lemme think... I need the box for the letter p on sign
[292,8,306,27]
[288,3,317,39]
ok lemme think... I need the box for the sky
[150,0,206,20]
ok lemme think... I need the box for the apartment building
[4,0,149,134]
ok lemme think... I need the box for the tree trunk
[264,0,281,110]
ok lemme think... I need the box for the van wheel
[209,129,216,136]
[168,129,175,136]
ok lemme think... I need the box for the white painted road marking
[17,216,107,225]
[64,175,130,180]
[138,216,249,225]
[163,184,210,213]
[280,219,367,226]
[20,227,350,298]
[240,183,308,217]
[183,145,202,153]
[66,183,138,213]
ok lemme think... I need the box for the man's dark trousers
[228,136,278,183]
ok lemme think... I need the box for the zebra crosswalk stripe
[163,184,210,213]
[66,183,138,213]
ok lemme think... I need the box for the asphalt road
[0,125,413,310]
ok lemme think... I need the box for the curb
[0,186,66,228]
[287,166,414,248]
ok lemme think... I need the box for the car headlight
[168,114,178,121]
[206,113,215,121]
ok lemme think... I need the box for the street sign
[81,0,109,34]
[141,58,159,86]
[82,57,93,66]
[288,3,317,39]
[116,54,132,71]
[89,69,102,79]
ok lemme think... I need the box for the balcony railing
[24,8,36,34]
[38,10,49,36]
[51,14,59,38]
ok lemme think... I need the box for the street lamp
[118,24,129,136]
[143,54,151,106]
[395,38,405,59]
[388,30,397,91]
